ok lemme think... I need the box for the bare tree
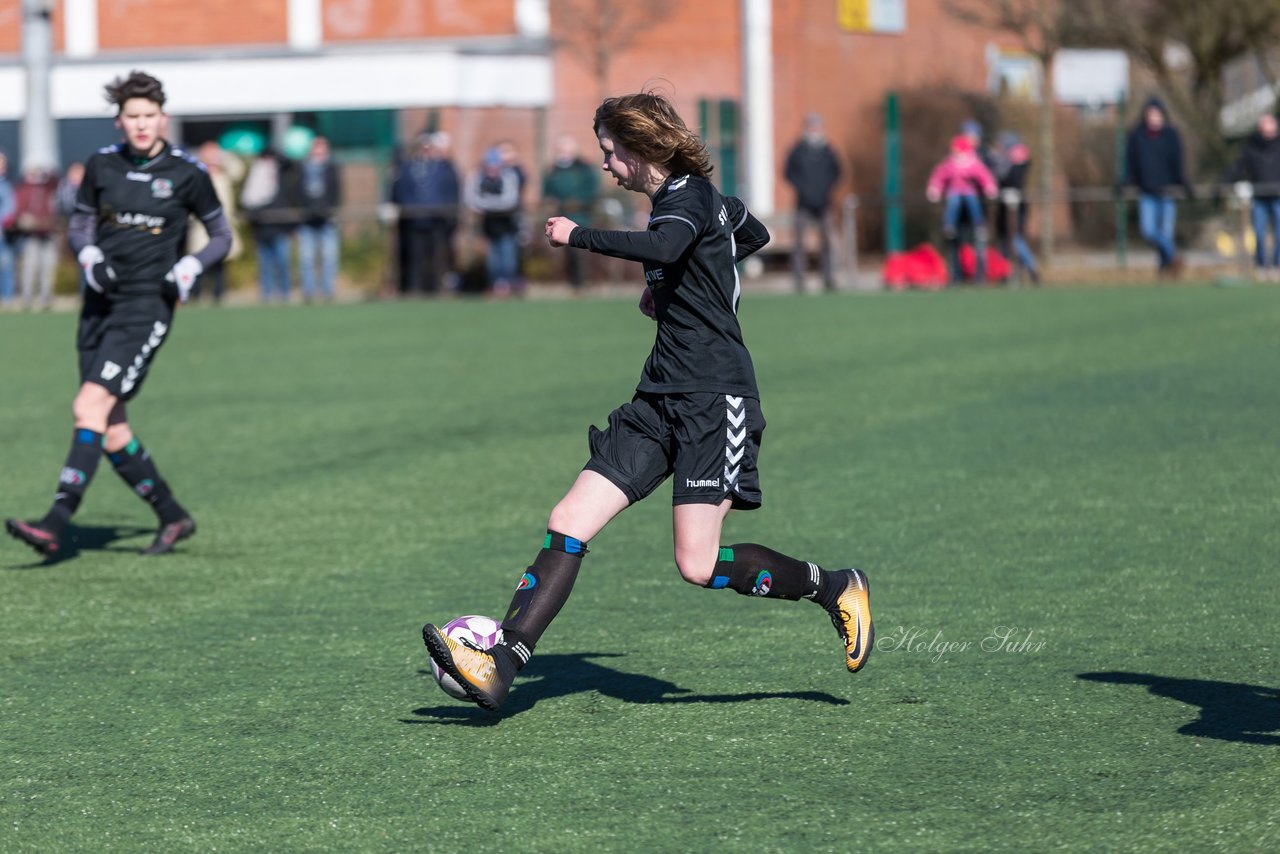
[550,0,676,102]
[1068,0,1280,166]
[943,0,1060,261]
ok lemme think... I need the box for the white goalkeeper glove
[78,245,115,294]
[166,255,203,303]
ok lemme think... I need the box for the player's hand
[165,255,203,303]
[78,245,115,294]
[926,190,941,204]
[545,216,577,247]
[638,287,656,320]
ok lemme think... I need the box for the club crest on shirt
[151,178,174,199]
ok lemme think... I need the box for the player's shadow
[4,523,152,568]
[1078,671,1280,746]
[404,651,850,725]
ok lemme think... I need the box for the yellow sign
[838,0,871,32]
[838,0,906,33]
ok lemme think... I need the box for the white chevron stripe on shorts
[724,395,746,488]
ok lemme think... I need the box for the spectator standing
[992,132,1040,284]
[296,136,342,302]
[498,140,530,294]
[241,149,296,302]
[783,113,841,293]
[13,163,61,310]
[467,147,522,296]
[391,133,460,294]
[187,141,243,303]
[0,151,15,307]
[541,135,600,290]
[1124,97,1193,277]
[926,135,998,284]
[1224,113,1280,281]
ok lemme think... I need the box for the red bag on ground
[958,245,1012,282]
[906,243,947,290]
[883,243,948,291]
[880,243,952,290]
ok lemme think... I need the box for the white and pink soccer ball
[431,614,503,700]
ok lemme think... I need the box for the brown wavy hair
[593,92,713,178]
[104,70,166,113]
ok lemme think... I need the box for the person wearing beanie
[1123,96,1193,277]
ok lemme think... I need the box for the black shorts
[585,392,765,510]
[77,291,175,402]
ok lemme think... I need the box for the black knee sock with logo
[497,530,587,670]
[39,428,104,536]
[705,543,832,601]
[107,438,188,525]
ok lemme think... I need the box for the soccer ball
[430,614,503,700]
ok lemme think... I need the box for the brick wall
[0,0,517,53]
[323,0,516,42]
[0,0,68,54]
[2,0,1026,215]
[543,0,1021,211]
[97,0,288,50]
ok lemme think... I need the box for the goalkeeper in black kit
[6,71,231,558]
[422,91,874,711]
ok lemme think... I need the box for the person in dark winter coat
[993,131,1039,284]
[1123,97,1193,275]
[784,113,841,292]
[391,133,460,294]
[1224,113,1280,279]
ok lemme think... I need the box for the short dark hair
[104,70,166,113]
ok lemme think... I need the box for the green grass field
[2,285,1278,852]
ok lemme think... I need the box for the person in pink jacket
[927,135,998,283]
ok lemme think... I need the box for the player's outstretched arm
[568,218,696,265]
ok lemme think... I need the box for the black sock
[39,428,104,536]
[107,437,188,525]
[498,530,587,669]
[706,543,830,601]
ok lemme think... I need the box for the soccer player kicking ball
[423,92,872,711]
[5,71,231,558]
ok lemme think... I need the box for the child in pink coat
[927,135,998,283]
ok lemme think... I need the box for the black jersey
[571,174,769,396]
[75,142,222,296]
